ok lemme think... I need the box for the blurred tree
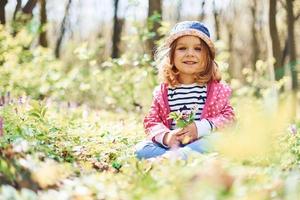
[250,0,259,71]
[11,0,37,35]
[13,0,22,21]
[176,0,182,22]
[198,0,206,22]
[55,0,72,58]
[0,0,8,25]
[22,0,38,16]
[223,2,236,78]
[112,0,124,58]
[227,21,234,76]
[213,0,220,40]
[286,0,297,91]
[269,0,283,80]
[147,0,162,57]
[39,0,48,47]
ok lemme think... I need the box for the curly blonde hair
[155,37,221,87]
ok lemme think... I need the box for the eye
[177,47,186,50]
[195,47,202,51]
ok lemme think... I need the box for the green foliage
[278,123,300,169]
[168,109,196,128]
[0,26,157,111]
[0,99,143,189]
[0,98,299,199]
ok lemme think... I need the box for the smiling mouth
[183,61,197,65]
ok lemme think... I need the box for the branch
[13,0,22,21]
[22,0,37,15]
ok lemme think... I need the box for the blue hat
[166,21,215,58]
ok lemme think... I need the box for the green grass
[1,99,300,200]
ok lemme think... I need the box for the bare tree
[285,0,298,120]
[112,0,124,58]
[148,0,162,56]
[13,0,22,21]
[250,0,259,71]
[22,0,38,16]
[213,0,220,40]
[55,0,72,58]
[0,0,8,25]
[176,0,182,22]
[227,22,235,77]
[286,0,297,91]
[39,0,48,47]
[198,0,206,22]
[223,1,237,78]
[269,0,283,80]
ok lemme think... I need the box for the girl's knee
[134,140,166,160]
[185,138,211,153]
[134,140,153,159]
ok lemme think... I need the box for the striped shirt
[168,83,207,130]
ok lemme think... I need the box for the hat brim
[166,29,215,58]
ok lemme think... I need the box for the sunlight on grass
[215,94,294,165]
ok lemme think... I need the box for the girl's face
[173,35,207,77]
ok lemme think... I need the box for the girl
[135,21,235,160]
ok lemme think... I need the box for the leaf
[112,161,122,170]
[176,120,187,128]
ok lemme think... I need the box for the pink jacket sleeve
[205,85,235,129]
[143,89,170,141]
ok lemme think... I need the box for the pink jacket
[143,80,235,140]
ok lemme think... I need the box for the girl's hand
[175,122,198,144]
[163,128,187,148]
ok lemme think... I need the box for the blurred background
[1,1,300,198]
[0,0,299,117]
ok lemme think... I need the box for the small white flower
[287,124,297,135]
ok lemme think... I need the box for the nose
[186,48,195,57]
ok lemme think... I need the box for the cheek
[174,52,183,63]
[198,62,207,72]
[198,54,207,67]
[174,51,183,59]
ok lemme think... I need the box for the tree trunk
[22,0,38,15]
[227,23,235,77]
[147,0,162,56]
[251,0,259,71]
[224,2,236,78]
[176,0,182,22]
[269,0,283,80]
[198,0,206,22]
[286,0,297,91]
[13,0,22,21]
[112,0,123,58]
[213,0,220,40]
[0,0,8,25]
[39,0,48,47]
[55,0,72,58]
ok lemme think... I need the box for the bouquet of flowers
[168,106,197,128]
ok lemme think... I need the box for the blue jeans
[135,136,214,160]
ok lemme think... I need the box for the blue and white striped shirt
[154,83,214,147]
[168,83,207,130]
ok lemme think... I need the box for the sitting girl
[136,21,235,160]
